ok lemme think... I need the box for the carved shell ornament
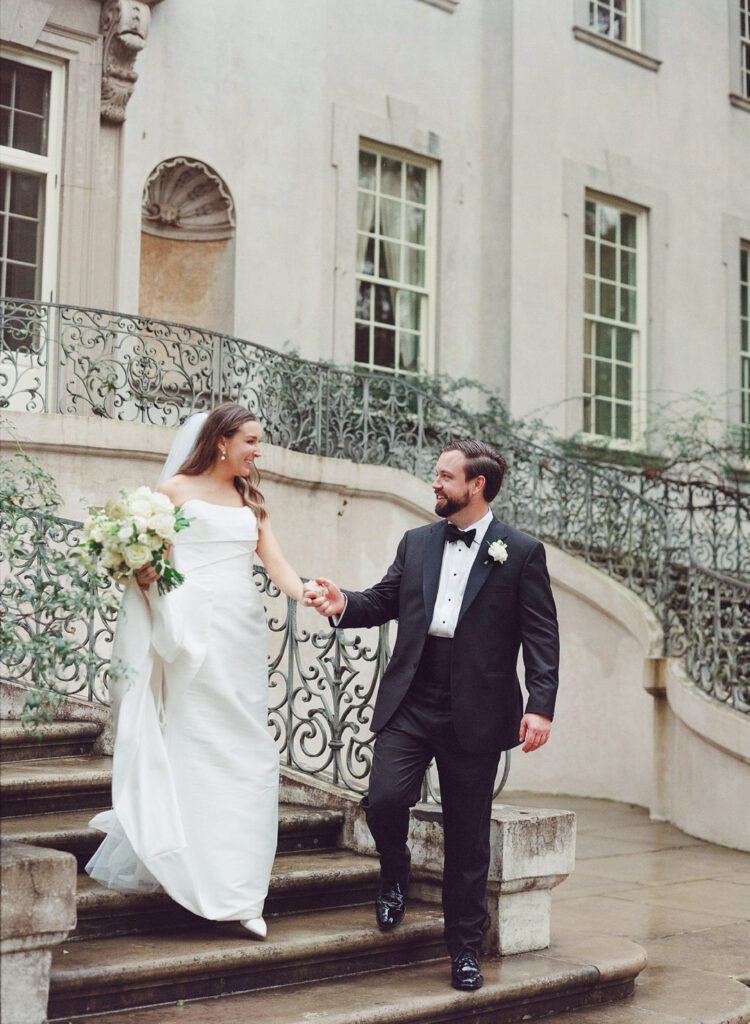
[142,158,236,241]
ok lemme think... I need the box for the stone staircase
[1,720,648,1024]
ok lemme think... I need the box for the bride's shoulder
[158,475,188,502]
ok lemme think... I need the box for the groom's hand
[306,577,346,618]
[519,713,551,753]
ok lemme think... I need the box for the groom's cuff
[329,594,348,628]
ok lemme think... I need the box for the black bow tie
[446,523,476,548]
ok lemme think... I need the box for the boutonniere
[484,539,508,566]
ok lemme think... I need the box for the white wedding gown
[86,499,280,922]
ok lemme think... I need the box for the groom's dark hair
[441,439,507,502]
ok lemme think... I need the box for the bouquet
[81,486,191,594]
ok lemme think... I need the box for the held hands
[304,577,346,619]
[519,713,552,753]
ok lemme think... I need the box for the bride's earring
[220,449,226,461]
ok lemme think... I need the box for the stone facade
[2,0,748,442]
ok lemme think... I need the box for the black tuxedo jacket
[338,515,559,752]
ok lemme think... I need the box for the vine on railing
[2,299,748,714]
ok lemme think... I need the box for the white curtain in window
[357,193,376,269]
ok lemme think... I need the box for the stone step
[47,902,447,1020]
[0,720,102,763]
[0,804,346,866]
[51,934,647,1024]
[73,849,380,938]
[0,755,113,816]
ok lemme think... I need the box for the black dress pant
[362,637,501,958]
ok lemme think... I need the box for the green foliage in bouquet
[0,418,120,730]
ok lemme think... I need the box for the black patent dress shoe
[375,879,407,930]
[451,949,484,991]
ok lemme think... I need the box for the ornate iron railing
[683,566,750,713]
[0,510,510,798]
[2,299,748,712]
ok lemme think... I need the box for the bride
[86,403,315,938]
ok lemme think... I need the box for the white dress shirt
[428,508,494,638]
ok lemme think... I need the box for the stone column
[410,803,576,956]
[0,843,77,1024]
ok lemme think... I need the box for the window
[0,53,62,306]
[742,0,750,99]
[354,146,434,376]
[583,195,645,442]
[588,0,633,46]
[741,243,749,453]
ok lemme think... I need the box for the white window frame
[741,241,750,451]
[741,0,750,99]
[0,47,64,304]
[587,0,641,49]
[582,190,648,447]
[354,140,437,377]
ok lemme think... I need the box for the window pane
[595,359,612,396]
[406,164,426,204]
[585,277,596,313]
[404,205,425,245]
[599,205,618,243]
[5,261,37,298]
[403,247,425,287]
[378,240,400,281]
[355,323,370,364]
[357,192,376,233]
[585,239,595,274]
[596,322,613,359]
[0,167,7,212]
[621,248,636,285]
[621,212,637,248]
[7,215,38,264]
[380,198,402,240]
[358,150,376,189]
[615,327,632,362]
[585,200,597,237]
[584,320,595,354]
[357,234,375,275]
[0,62,11,106]
[397,290,421,331]
[10,173,41,218]
[615,403,632,439]
[0,107,10,148]
[381,158,402,197]
[595,399,611,436]
[600,282,616,319]
[356,281,372,321]
[374,284,396,325]
[373,327,395,368]
[619,286,636,323]
[398,332,419,372]
[600,244,616,280]
[583,355,592,392]
[615,364,631,400]
[14,64,49,117]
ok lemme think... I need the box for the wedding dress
[85,498,279,923]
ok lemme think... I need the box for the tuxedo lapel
[422,521,446,623]
[456,517,508,629]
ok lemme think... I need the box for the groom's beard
[434,490,471,518]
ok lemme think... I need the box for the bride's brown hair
[177,403,267,522]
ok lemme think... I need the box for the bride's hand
[135,562,159,592]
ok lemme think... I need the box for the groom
[308,439,559,991]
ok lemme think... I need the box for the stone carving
[142,158,235,241]
[100,0,163,124]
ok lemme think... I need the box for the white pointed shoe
[242,916,267,939]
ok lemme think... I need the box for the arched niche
[138,157,236,333]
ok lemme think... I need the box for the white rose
[128,499,152,519]
[151,493,174,513]
[488,539,508,564]
[101,547,126,570]
[104,498,128,520]
[148,512,175,538]
[90,524,106,544]
[123,543,151,570]
[117,525,133,542]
